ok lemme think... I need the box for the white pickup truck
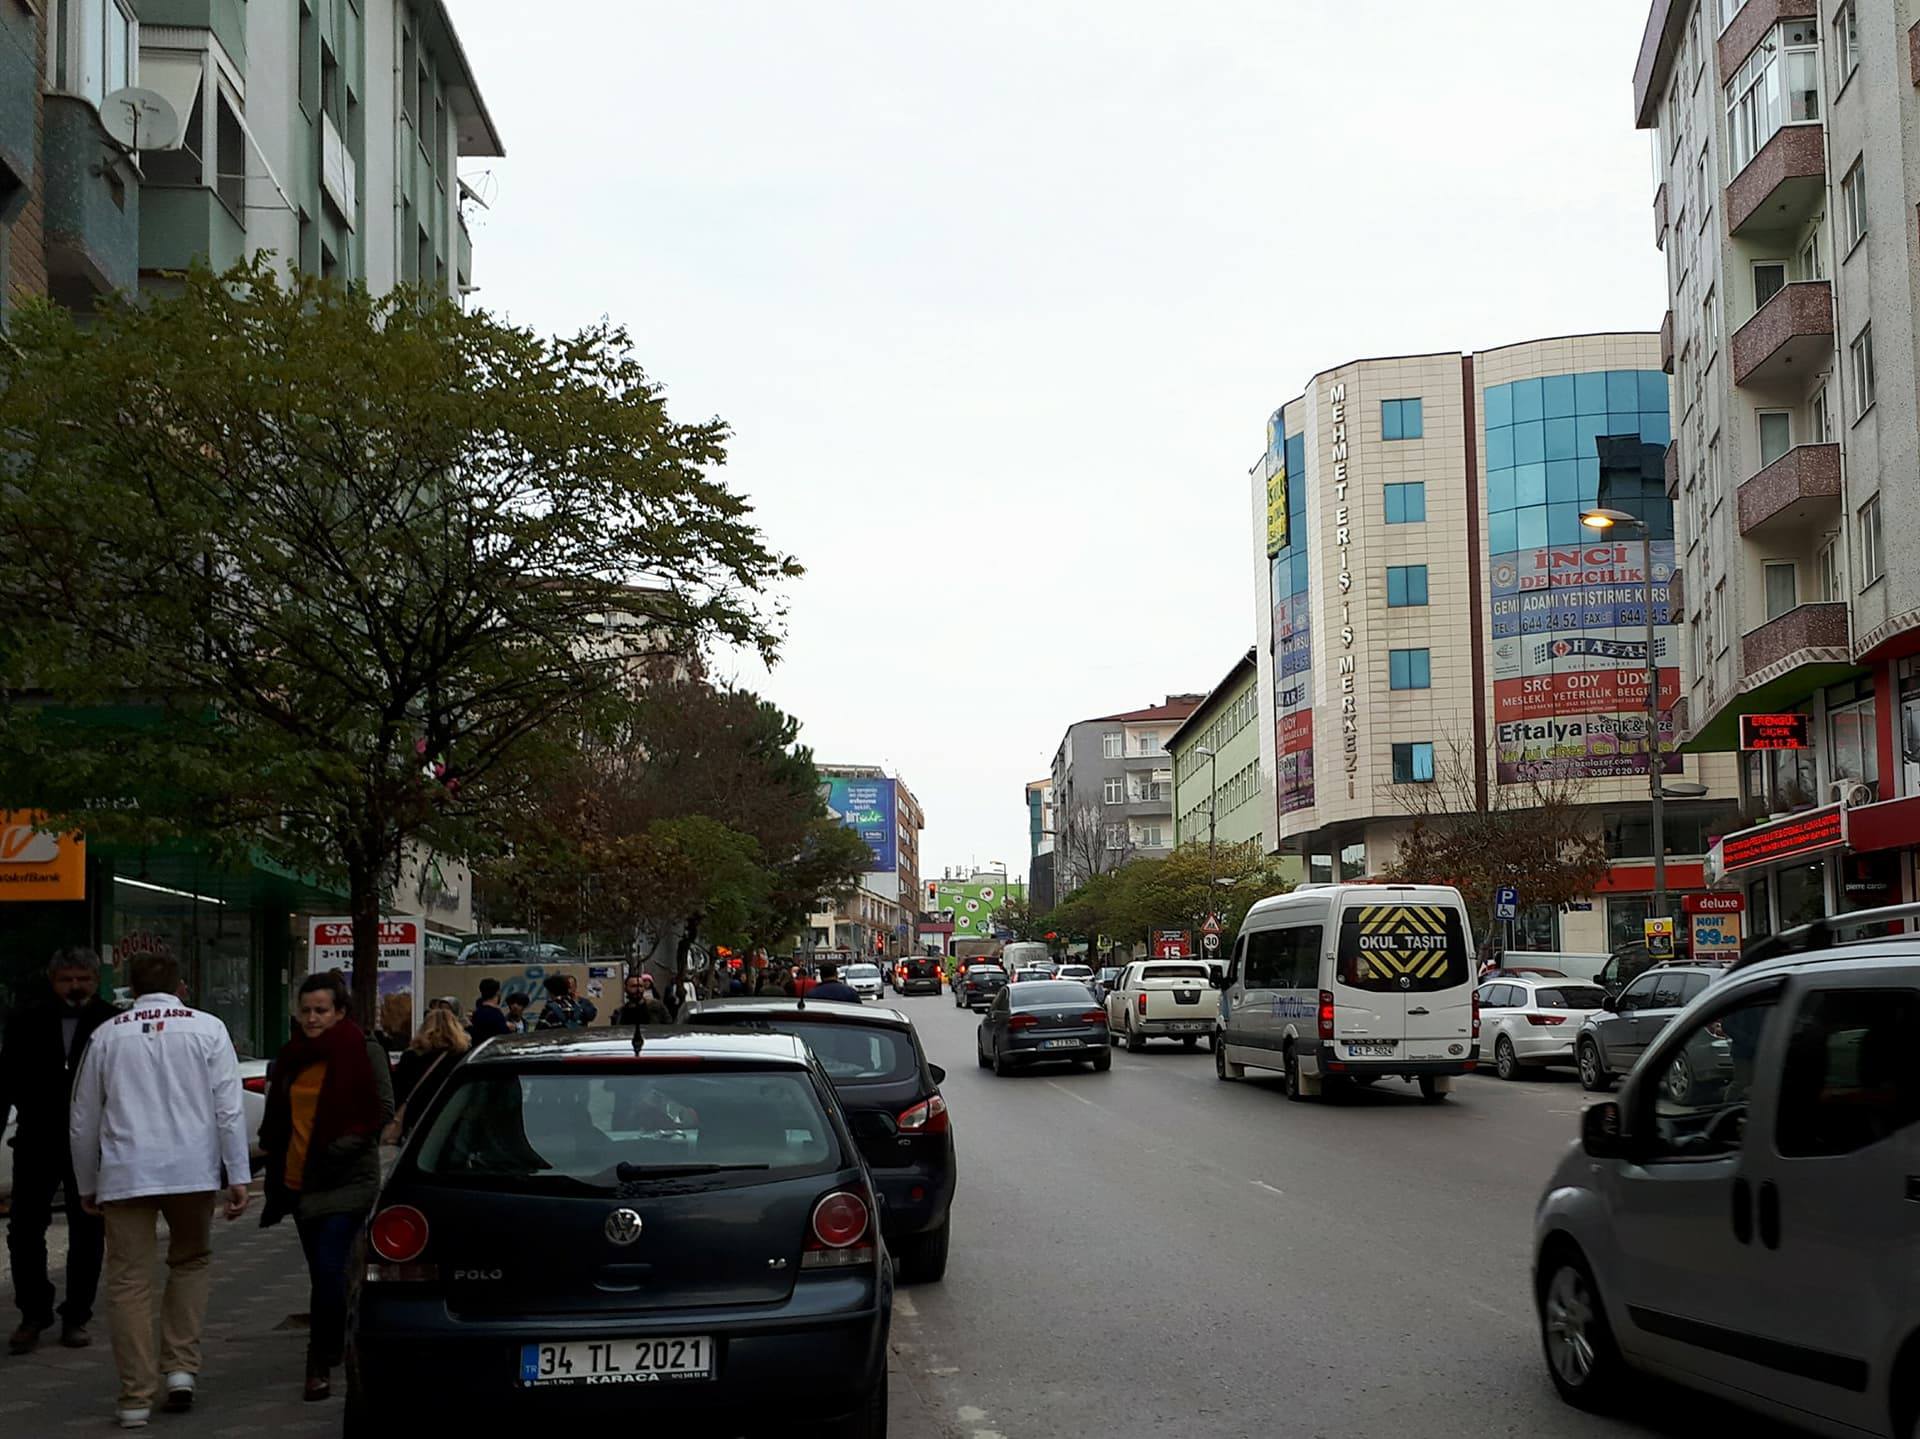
[1106,960,1217,1052]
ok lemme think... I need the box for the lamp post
[1195,745,1219,922]
[1580,506,1667,920]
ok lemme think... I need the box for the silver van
[1216,883,1479,1102]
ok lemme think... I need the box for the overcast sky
[454,0,1667,882]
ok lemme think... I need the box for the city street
[889,994,1800,1439]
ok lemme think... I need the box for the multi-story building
[1168,648,1268,857]
[1025,778,1055,912]
[814,766,923,959]
[1634,0,1919,931]
[1048,696,1202,896]
[1251,335,1742,953]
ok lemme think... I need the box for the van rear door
[1333,899,1473,1060]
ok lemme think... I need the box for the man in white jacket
[69,952,251,1431]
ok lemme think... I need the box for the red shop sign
[1719,806,1846,872]
[1683,893,1746,914]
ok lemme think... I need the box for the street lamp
[1195,745,1219,924]
[1580,506,1669,920]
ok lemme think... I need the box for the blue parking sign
[1494,886,1519,921]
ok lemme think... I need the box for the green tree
[0,265,797,1026]
[1105,842,1297,949]
[990,892,1046,943]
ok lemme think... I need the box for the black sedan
[678,997,955,1283]
[976,981,1113,1076]
[897,957,942,996]
[347,1029,890,1437]
[953,962,1007,1010]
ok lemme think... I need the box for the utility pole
[1197,745,1219,918]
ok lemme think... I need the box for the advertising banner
[1273,583,1315,814]
[309,916,425,1043]
[931,879,1022,941]
[0,812,86,902]
[823,777,897,873]
[1264,455,1288,558]
[1152,930,1191,959]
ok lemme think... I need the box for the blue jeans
[294,1212,362,1369]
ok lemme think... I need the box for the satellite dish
[100,87,181,152]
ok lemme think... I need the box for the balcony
[1737,442,1841,535]
[1653,182,1668,249]
[1718,0,1817,80]
[1728,124,1826,237]
[1659,310,1674,374]
[1741,602,1849,684]
[1125,796,1172,819]
[42,96,140,305]
[1731,280,1833,389]
[1665,440,1680,499]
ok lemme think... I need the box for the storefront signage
[1739,713,1811,751]
[1689,910,1742,955]
[1643,916,1675,957]
[1330,383,1358,799]
[0,812,85,902]
[1716,806,1846,873]
[1682,894,1745,914]
[309,916,425,1043]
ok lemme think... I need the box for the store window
[1902,659,1920,797]
[112,874,255,1057]
[1838,852,1902,934]
[1513,903,1561,952]
[1829,697,1879,798]
[1776,860,1827,928]
[1608,896,1652,953]
[1746,876,1773,939]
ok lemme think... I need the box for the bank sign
[824,777,897,873]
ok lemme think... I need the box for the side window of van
[1280,926,1324,989]
[1225,936,1245,987]
[1244,932,1284,987]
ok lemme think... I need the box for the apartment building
[1025,778,1055,912]
[812,766,924,959]
[1635,0,1920,932]
[1168,648,1268,855]
[1048,695,1202,895]
[1250,335,1742,953]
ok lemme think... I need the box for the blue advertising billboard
[824,777,897,873]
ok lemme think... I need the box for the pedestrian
[727,969,748,996]
[256,975,392,1403]
[809,962,861,1004]
[611,972,670,1027]
[503,991,532,1033]
[468,977,510,1042]
[388,1007,469,1141]
[533,973,597,1030]
[68,951,251,1430]
[1,946,116,1355]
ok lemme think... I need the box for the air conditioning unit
[1830,780,1874,808]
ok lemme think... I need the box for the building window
[1101,731,1122,759]
[51,0,138,108]
[1849,323,1876,416]
[1136,731,1162,755]
[1102,778,1123,805]
[1811,385,1832,444]
[1386,566,1429,607]
[1391,742,1435,784]
[1834,2,1859,88]
[1103,824,1126,851]
[1830,698,1880,790]
[1757,410,1792,468]
[1702,286,1719,351]
[1859,495,1883,584]
[1842,158,1867,251]
[1819,532,1843,600]
[1712,578,1729,655]
[1384,482,1426,524]
[1388,648,1431,691]
[1764,561,1798,620]
[1753,260,1786,309]
[1135,824,1164,849]
[1381,398,1423,441]
[1725,21,1820,175]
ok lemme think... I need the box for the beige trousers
[101,1193,215,1410]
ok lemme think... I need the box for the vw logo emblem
[605,1208,644,1246]
[1398,975,1412,990]
[1448,1043,1465,1057]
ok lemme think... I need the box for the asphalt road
[886,990,1804,1439]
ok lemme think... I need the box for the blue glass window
[1387,566,1429,607]
[1544,417,1579,460]
[1547,459,1580,504]
[1637,371,1669,411]
[1392,742,1436,783]
[1489,510,1519,553]
[1517,505,1549,548]
[1574,372,1609,416]
[1511,378,1544,423]
[1292,551,1310,596]
[1389,649,1431,691]
[1382,398,1424,441]
[1513,421,1546,465]
[1487,427,1514,470]
[1542,374,1576,418]
[1607,371,1640,412]
[1484,384,1512,428]
[1578,455,1601,490]
[1549,502,1584,544]
[1488,470,1516,512]
[1384,482,1426,524]
[1516,463,1548,507]
[1639,411,1672,446]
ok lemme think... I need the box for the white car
[1011,967,1054,985]
[1054,963,1095,989]
[238,1058,270,1166]
[1476,975,1607,1079]
[842,963,884,1001]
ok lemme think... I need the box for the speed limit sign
[1202,932,1220,953]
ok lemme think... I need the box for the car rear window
[1336,901,1470,994]
[1011,981,1099,1006]
[1535,985,1606,1010]
[772,1021,917,1083]
[414,1068,839,1192]
[1141,964,1208,980]
[844,965,880,980]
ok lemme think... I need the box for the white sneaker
[116,1409,150,1430]
[164,1372,195,1411]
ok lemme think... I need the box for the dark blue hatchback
[345,1029,891,1437]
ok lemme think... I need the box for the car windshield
[1535,985,1606,1009]
[1011,982,1098,1007]
[415,1068,839,1192]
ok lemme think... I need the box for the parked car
[1093,967,1123,1001]
[842,963,884,1002]
[238,1058,271,1165]
[1533,902,1920,1434]
[1577,962,1730,1092]
[1106,960,1217,1052]
[897,956,942,997]
[1477,976,1608,1080]
[954,963,1007,1010]
[679,997,955,1283]
[348,1028,890,1436]
[976,981,1111,1075]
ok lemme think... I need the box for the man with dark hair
[534,973,596,1030]
[69,950,251,1428]
[468,977,510,1041]
[809,963,861,1005]
[1,947,116,1354]
[502,991,531,1034]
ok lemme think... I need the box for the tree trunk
[674,913,700,1001]
[347,855,384,1037]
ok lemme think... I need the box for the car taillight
[1008,1013,1038,1030]
[897,1094,949,1134]
[1136,993,1148,1016]
[802,1188,875,1269]
[369,1205,429,1263]
[1318,990,1335,1040]
[1472,987,1482,1040]
[241,1076,268,1095]
[1079,1009,1107,1026]
[1524,1013,1566,1026]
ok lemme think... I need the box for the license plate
[1042,1037,1081,1049]
[1348,1042,1397,1057]
[1169,1021,1208,1033]
[519,1336,713,1387]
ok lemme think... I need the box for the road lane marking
[1250,1180,1284,1197]
[895,1293,918,1318]
[1043,1080,1104,1109]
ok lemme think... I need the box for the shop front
[1705,803,1914,937]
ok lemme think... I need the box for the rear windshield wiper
[615,1161,770,1179]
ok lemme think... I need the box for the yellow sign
[1644,916,1675,957]
[1351,905,1456,981]
[1265,458,1289,558]
[0,812,87,902]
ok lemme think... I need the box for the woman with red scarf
[258,974,393,1402]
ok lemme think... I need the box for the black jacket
[0,995,118,1155]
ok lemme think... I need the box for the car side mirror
[1581,1101,1625,1159]
[929,1064,947,1085]
[1600,994,1617,1012]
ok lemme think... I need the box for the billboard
[1273,570,1315,814]
[930,878,1024,940]
[1264,455,1288,557]
[309,916,425,1043]
[823,777,897,873]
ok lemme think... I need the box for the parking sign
[1494,886,1519,921]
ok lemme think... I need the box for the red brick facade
[4,0,47,306]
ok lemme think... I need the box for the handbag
[381,1050,448,1147]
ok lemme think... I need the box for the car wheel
[1283,1046,1304,1101]
[815,1369,888,1438]
[1537,1247,1627,1412]
[1664,1051,1693,1105]
[1124,1024,1146,1053]
[992,1047,1013,1077]
[896,1221,950,1284]
[1495,1035,1519,1081]
[1418,1075,1449,1104]
[1578,1038,1612,1093]
[1091,1049,1112,1073]
[976,1035,991,1070]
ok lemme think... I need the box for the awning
[1847,794,1920,855]
[139,51,204,152]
